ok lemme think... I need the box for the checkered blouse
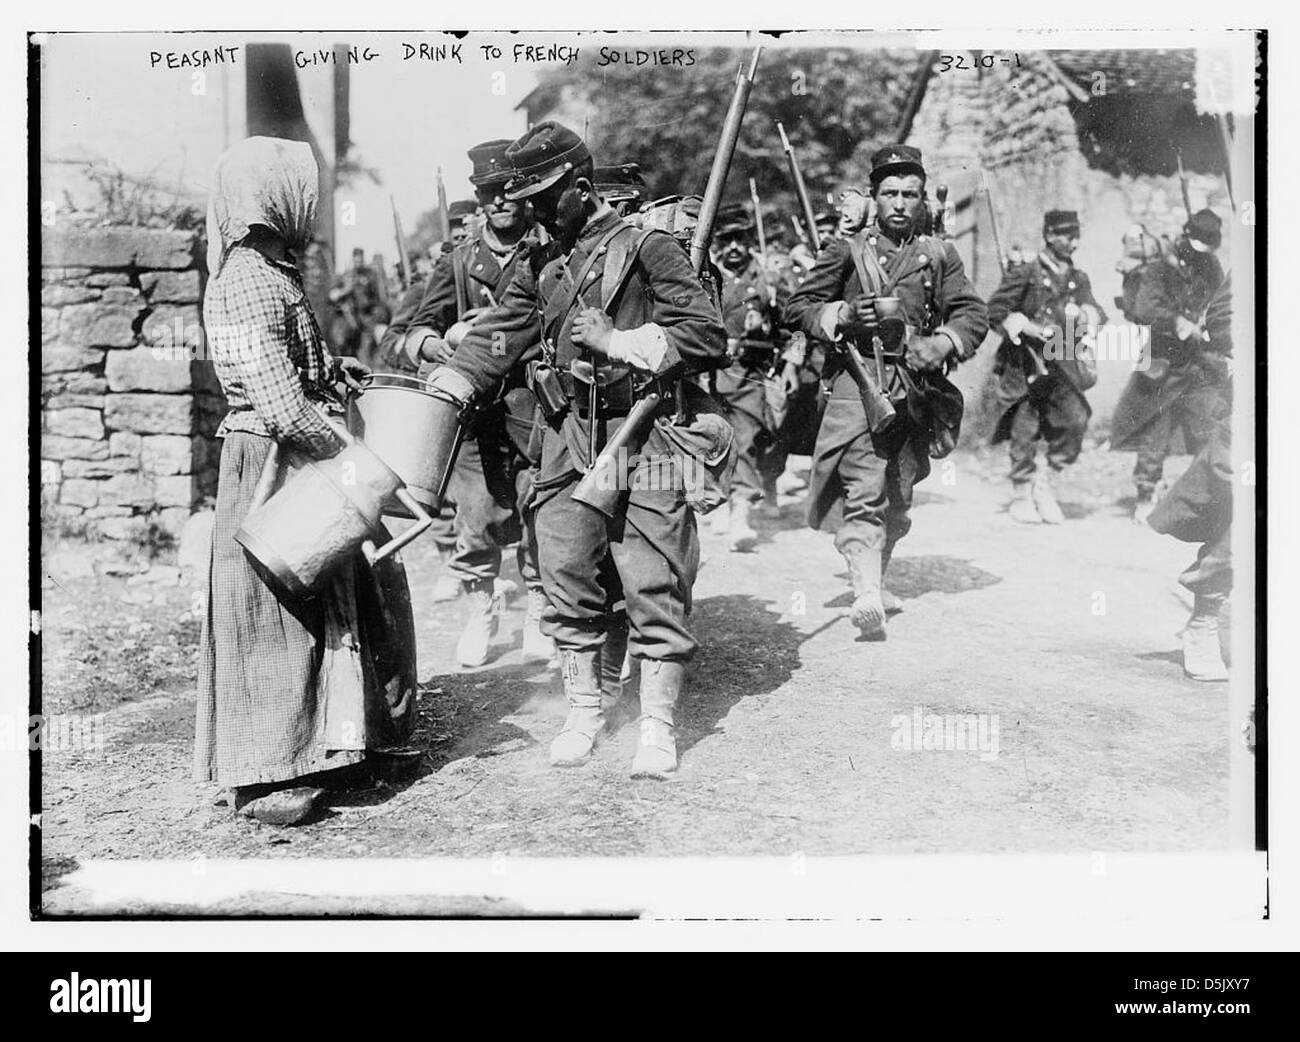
[204,245,343,458]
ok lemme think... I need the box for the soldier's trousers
[445,412,539,590]
[533,471,699,663]
[715,360,782,501]
[830,415,932,564]
[1007,383,1090,482]
[1131,381,1223,495]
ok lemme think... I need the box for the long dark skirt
[194,432,417,788]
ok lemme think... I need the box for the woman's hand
[336,357,371,393]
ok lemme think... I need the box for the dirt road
[37,444,1233,913]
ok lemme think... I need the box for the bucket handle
[313,406,433,566]
[361,488,434,566]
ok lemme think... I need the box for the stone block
[42,343,105,374]
[41,435,108,461]
[97,473,156,508]
[43,407,104,440]
[108,432,143,457]
[85,273,131,287]
[41,283,99,307]
[141,434,194,475]
[42,226,196,270]
[98,516,147,541]
[62,457,140,479]
[141,305,203,358]
[105,346,195,393]
[42,307,60,344]
[40,459,60,486]
[60,479,99,508]
[60,301,143,348]
[152,475,195,508]
[141,270,201,304]
[104,393,194,435]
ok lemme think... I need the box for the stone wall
[41,225,223,543]
[908,53,1234,439]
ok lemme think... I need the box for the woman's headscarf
[205,136,319,274]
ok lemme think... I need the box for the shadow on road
[411,662,555,770]
[683,593,805,756]
[823,554,1002,608]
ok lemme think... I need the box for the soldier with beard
[1110,209,1226,523]
[380,139,555,667]
[784,145,988,638]
[987,210,1107,525]
[425,122,728,779]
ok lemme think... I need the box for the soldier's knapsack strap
[451,243,472,318]
[540,222,631,342]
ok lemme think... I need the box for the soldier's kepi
[785,143,989,638]
[425,121,730,780]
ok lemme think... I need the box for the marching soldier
[1110,209,1226,523]
[595,162,650,217]
[785,145,988,638]
[380,139,554,667]
[447,199,478,248]
[328,247,390,368]
[1147,272,1234,681]
[425,121,729,779]
[710,205,796,548]
[987,210,1107,524]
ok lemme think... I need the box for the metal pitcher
[235,415,434,598]
[348,372,467,518]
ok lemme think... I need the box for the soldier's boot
[600,620,631,726]
[1132,487,1157,526]
[1182,596,1228,682]
[430,570,462,603]
[549,649,605,767]
[710,497,732,535]
[520,586,558,665]
[1009,480,1042,524]
[844,544,886,637]
[455,580,500,668]
[757,473,780,516]
[728,495,758,553]
[880,544,902,616]
[630,659,684,780]
[1031,470,1065,525]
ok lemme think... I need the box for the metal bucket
[349,373,466,519]
[235,418,434,598]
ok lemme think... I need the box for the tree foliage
[532,46,922,231]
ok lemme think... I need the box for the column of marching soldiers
[341,122,1232,781]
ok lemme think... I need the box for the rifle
[777,121,820,251]
[749,177,767,259]
[780,121,894,431]
[436,167,451,243]
[982,170,1047,382]
[390,195,412,291]
[1174,147,1193,221]
[575,45,762,516]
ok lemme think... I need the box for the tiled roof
[1049,49,1198,96]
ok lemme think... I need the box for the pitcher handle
[362,487,433,566]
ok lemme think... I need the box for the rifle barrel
[689,46,761,274]
[778,121,820,253]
